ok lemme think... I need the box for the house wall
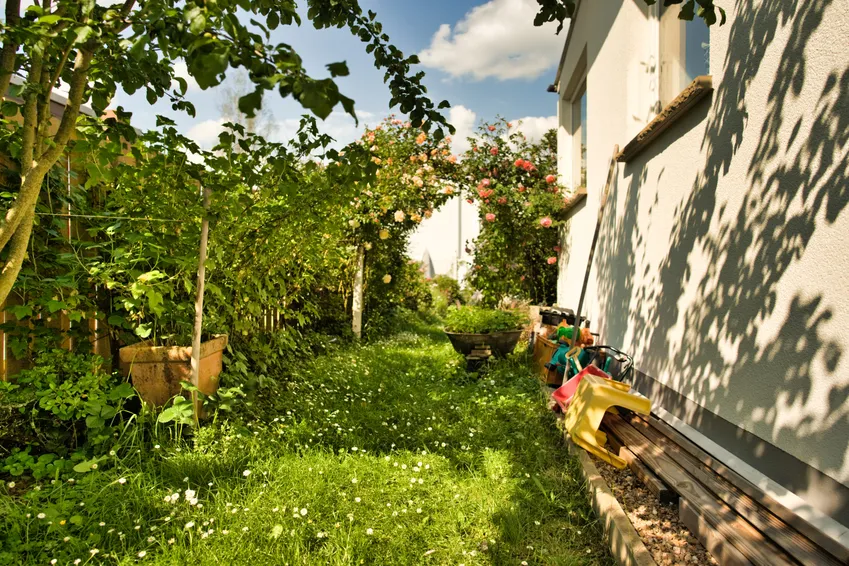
[555,0,849,524]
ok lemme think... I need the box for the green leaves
[157,396,195,425]
[238,90,264,118]
[46,300,68,314]
[326,61,350,77]
[185,6,208,34]
[73,456,105,473]
[73,25,94,45]
[6,304,33,320]
[188,48,230,90]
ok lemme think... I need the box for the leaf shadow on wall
[594,0,849,522]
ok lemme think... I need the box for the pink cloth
[552,365,612,411]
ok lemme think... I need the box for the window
[571,86,587,189]
[659,6,710,106]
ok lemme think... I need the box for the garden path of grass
[1,314,613,565]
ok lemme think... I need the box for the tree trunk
[351,245,365,339]
[190,187,211,421]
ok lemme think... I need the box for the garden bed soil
[593,456,718,566]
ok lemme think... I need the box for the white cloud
[172,60,200,94]
[267,110,375,149]
[186,110,378,150]
[448,105,479,155]
[446,106,556,154]
[419,0,564,81]
[187,118,227,147]
[508,115,557,143]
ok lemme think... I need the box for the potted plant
[118,334,228,407]
[443,306,526,358]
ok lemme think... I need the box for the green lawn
[1,313,612,565]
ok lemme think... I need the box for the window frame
[570,84,587,190]
[658,4,711,108]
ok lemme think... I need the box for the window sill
[616,76,713,163]
[560,186,587,217]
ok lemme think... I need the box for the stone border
[564,432,658,566]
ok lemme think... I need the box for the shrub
[457,121,565,306]
[443,306,525,334]
[0,350,135,455]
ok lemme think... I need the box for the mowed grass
[0,314,612,565]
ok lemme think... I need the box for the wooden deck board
[605,424,678,507]
[633,412,849,563]
[627,413,845,566]
[603,413,796,566]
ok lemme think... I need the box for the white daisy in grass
[366,528,374,535]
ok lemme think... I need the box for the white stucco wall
[556,0,849,492]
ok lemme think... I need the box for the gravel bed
[593,456,718,566]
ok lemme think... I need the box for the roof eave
[552,0,582,93]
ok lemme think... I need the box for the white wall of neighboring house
[555,0,849,525]
[408,196,480,281]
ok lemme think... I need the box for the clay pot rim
[443,330,523,338]
[118,334,228,364]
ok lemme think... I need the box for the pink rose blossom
[497,197,507,205]
[539,216,553,228]
[466,198,474,204]
[485,213,496,222]
[514,158,524,167]
[490,147,498,156]
[517,184,526,193]
[547,257,557,265]
[488,125,496,132]
[545,174,557,184]
[480,178,491,187]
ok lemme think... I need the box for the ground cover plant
[0,313,611,565]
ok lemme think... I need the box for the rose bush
[457,120,565,306]
[339,117,457,336]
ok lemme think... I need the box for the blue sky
[115,0,567,276]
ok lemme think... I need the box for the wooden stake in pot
[352,244,365,339]
[190,186,211,421]
[571,146,619,349]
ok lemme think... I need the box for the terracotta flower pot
[444,330,523,358]
[119,335,228,407]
